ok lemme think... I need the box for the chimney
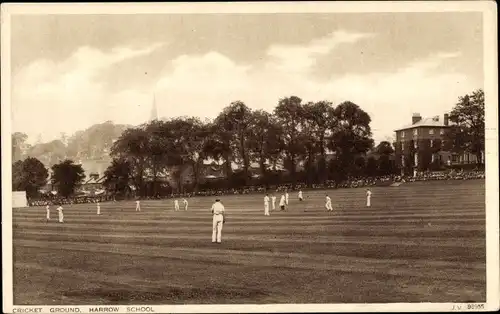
[444,113,449,126]
[412,113,422,125]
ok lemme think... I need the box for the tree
[247,110,283,185]
[27,139,67,167]
[274,96,305,186]
[51,159,85,198]
[375,141,395,156]
[12,157,48,198]
[166,117,212,192]
[214,101,253,184]
[445,89,485,164]
[12,132,28,162]
[302,101,337,184]
[366,156,378,177]
[103,158,132,196]
[111,127,150,196]
[328,101,374,180]
[66,121,130,160]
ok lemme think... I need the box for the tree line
[12,90,485,199]
[107,96,382,196]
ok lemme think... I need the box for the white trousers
[97,207,101,215]
[58,213,64,223]
[184,205,188,211]
[264,204,270,216]
[212,214,224,243]
[366,197,371,207]
[136,205,141,212]
[326,203,333,211]
[272,201,276,210]
[46,211,50,220]
[175,205,179,211]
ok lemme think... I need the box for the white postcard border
[1,2,498,313]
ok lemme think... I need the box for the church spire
[150,94,159,121]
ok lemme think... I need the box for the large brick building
[394,113,479,176]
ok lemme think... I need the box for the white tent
[12,191,28,208]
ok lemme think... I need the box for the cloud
[12,43,164,143]
[11,32,478,147]
[266,30,374,73]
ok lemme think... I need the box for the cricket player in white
[135,200,141,212]
[57,205,64,223]
[325,195,333,211]
[366,189,372,207]
[279,194,286,211]
[174,199,180,211]
[285,190,289,205]
[271,194,276,210]
[264,194,270,216]
[183,198,188,211]
[46,205,50,222]
[97,202,101,215]
[298,190,303,201]
[211,199,225,243]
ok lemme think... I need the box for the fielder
[211,199,225,244]
[366,189,372,207]
[135,200,141,212]
[264,194,270,216]
[279,194,286,211]
[298,190,303,201]
[174,199,180,211]
[97,202,101,215]
[271,194,276,210]
[57,205,64,223]
[325,194,333,212]
[46,205,50,222]
[183,198,188,211]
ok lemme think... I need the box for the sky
[10,12,484,145]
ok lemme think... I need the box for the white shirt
[264,196,270,204]
[136,201,140,205]
[271,196,276,202]
[183,199,188,205]
[174,200,179,205]
[326,196,331,204]
[46,205,50,211]
[211,202,225,215]
[298,191,303,198]
[57,206,63,213]
[97,203,100,208]
[366,191,372,197]
[279,195,286,206]
[285,193,289,200]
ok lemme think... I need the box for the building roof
[394,116,449,132]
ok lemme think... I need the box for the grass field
[12,179,486,305]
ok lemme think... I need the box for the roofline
[394,125,451,132]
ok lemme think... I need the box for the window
[430,139,434,147]
[429,129,434,135]
[414,153,418,166]
[413,129,418,136]
[401,131,405,138]
[431,154,436,163]
[440,129,445,135]
[413,141,418,149]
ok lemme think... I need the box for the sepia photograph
[1,2,498,313]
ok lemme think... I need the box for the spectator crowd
[27,169,485,206]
